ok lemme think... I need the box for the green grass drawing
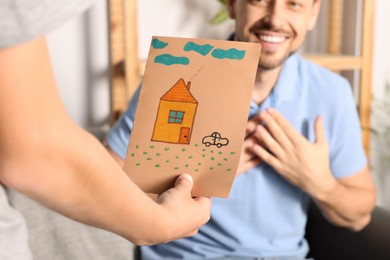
[131,144,238,175]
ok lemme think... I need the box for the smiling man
[234,0,311,70]
[106,0,376,259]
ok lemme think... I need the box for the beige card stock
[123,36,261,198]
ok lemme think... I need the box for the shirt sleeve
[0,0,97,48]
[106,86,141,160]
[328,78,367,178]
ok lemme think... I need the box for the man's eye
[249,0,267,4]
[289,1,303,9]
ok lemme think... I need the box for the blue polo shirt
[107,54,367,259]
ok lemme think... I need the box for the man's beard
[258,49,294,71]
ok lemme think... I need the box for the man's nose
[262,2,286,28]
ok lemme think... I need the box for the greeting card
[123,36,261,198]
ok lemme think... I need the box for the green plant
[371,83,390,136]
[210,0,229,25]
[370,82,390,207]
[371,83,390,159]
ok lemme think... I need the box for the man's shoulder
[293,54,352,101]
[277,54,354,109]
[295,55,348,86]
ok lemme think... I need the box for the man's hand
[152,174,211,244]
[236,108,374,231]
[237,115,264,175]
[249,108,337,200]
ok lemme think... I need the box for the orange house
[151,78,198,144]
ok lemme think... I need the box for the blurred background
[45,0,390,209]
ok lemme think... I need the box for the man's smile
[258,33,286,43]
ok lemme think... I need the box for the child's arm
[0,37,210,245]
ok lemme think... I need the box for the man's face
[228,0,320,70]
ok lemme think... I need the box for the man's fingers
[314,115,326,145]
[237,157,262,176]
[259,111,293,151]
[253,124,285,159]
[266,108,303,145]
[241,137,257,160]
[246,114,262,137]
[252,143,282,172]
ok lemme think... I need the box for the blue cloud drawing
[154,54,189,66]
[183,42,214,56]
[211,48,246,60]
[152,38,168,49]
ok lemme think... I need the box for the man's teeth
[259,35,285,43]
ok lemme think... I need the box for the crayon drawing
[123,36,261,197]
[151,78,198,144]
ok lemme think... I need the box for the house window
[168,110,184,124]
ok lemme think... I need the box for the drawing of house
[151,78,198,144]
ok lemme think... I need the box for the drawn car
[202,132,229,148]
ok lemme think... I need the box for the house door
[179,127,190,144]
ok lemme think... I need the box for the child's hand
[155,174,211,244]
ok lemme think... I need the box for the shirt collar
[272,53,300,104]
[248,54,301,117]
[228,32,300,103]
[228,32,301,113]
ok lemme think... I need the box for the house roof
[161,78,197,103]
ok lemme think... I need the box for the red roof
[161,78,197,103]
